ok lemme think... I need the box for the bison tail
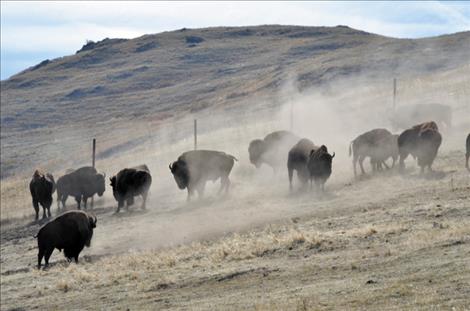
[229,155,238,162]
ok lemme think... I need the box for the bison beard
[36,210,97,269]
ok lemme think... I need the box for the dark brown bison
[30,170,56,220]
[110,164,152,213]
[35,210,97,269]
[398,121,442,173]
[308,145,335,191]
[287,138,316,190]
[349,129,397,177]
[390,103,451,130]
[56,166,105,210]
[248,130,299,171]
[466,133,470,171]
[169,150,237,201]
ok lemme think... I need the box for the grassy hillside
[1,25,469,179]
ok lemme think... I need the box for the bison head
[309,145,335,176]
[94,173,106,196]
[169,160,189,189]
[248,139,266,168]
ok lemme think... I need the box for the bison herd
[29,122,470,268]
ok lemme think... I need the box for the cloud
[1,1,469,79]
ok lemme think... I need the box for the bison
[308,145,335,191]
[110,164,152,213]
[170,150,237,201]
[30,170,56,220]
[349,128,397,177]
[287,138,316,190]
[398,121,442,173]
[35,210,97,269]
[248,130,299,171]
[466,133,470,171]
[56,166,105,210]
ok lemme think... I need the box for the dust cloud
[87,68,469,257]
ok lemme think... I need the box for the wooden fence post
[91,138,96,208]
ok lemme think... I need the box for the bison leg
[116,200,124,213]
[141,192,148,210]
[358,156,366,175]
[82,197,88,210]
[32,199,39,221]
[288,167,294,191]
[44,247,54,268]
[382,160,390,170]
[352,155,358,177]
[37,248,45,269]
[41,204,47,219]
[60,195,68,210]
[399,152,408,172]
[466,154,469,170]
[74,196,81,210]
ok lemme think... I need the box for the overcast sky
[1,1,469,80]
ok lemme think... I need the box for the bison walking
[30,170,56,220]
[308,145,335,191]
[287,138,316,190]
[249,130,299,171]
[35,210,97,269]
[110,164,152,213]
[398,121,442,173]
[56,166,105,210]
[349,128,398,177]
[170,150,237,201]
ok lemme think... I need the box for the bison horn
[169,163,173,170]
[103,172,106,179]
[331,152,335,158]
[93,214,97,226]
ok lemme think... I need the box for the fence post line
[194,119,197,150]
[91,138,96,208]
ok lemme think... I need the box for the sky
[1,1,469,80]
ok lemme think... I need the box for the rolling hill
[1,25,469,179]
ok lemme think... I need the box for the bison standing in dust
[307,145,335,191]
[56,166,106,210]
[30,170,56,220]
[35,210,97,269]
[466,133,470,171]
[170,150,237,201]
[287,138,316,190]
[110,164,152,213]
[349,128,398,177]
[248,130,299,172]
[398,121,442,173]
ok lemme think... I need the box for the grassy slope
[1,25,469,179]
